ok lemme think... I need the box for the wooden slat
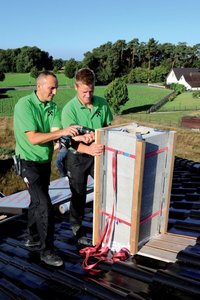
[162,131,177,233]
[138,245,178,262]
[130,140,146,254]
[146,240,190,253]
[153,233,196,245]
[93,128,103,245]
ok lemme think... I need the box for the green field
[159,92,200,112]
[1,73,200,127]
[0,85,172,116]
[0,72,73,87]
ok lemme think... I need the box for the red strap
[79,215,111,274]
[80,243,131,275]
[113,247,131,261]
[79,150,131,275]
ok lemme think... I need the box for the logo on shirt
[47,110,53,117]
[96,110,101,117]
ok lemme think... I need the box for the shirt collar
[32,91,51,108]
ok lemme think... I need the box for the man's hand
[73,132,95,144]
[87,142,104,156]
[62,125,81,137]
[25,125,82,145]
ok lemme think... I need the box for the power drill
[60,127,95,149]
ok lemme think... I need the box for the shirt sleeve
[14,98,37,132]
[61,103,77,128]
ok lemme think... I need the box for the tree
[30,66,39,79]
[192,43,200,69]
[53,59,64,71]
[172,42,193,68]
[64,59,78,78]
[127,69,137,83]
[145,38,159,82]
[150,65,169,83]
[104,78,129,114]
[16,46,53,72]
[0,48,21,73]
[82,42,113,84]
[81,50,99,71]
[128,67,148,83]
[170,83,186,94]
[158,43,176,69]
[1,39,200,85]
[127,38,140,69]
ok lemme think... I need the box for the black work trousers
[21,160,54,251]
[65,151,94,226]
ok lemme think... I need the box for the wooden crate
[93,122,176,254]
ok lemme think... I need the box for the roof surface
[0,157,200,300]
[172,68,199,80]
[182,72,200,88]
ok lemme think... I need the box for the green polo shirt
[14,91,61,162]
[61,95,113,130]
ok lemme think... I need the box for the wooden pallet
[137,233,196,262]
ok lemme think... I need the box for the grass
[0,84,173,116]
[119,112,181,127]
[159,92,200,112]
[0,73,74,87]
[122,86,172,113]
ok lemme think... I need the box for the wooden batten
[161,131,177,234]
[93,128,103,245]
[130,140,145,254]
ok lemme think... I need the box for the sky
[1,0,200,61]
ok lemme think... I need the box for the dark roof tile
[172,67,199,80]
[182,72,200,87]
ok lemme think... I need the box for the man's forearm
[75,142,91,154]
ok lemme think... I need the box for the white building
[178,73,200,91]
[166,67,200,90]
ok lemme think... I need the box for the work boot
[78,236,93,246]
[40,250,63,267]
[71,224,81,237]
[24,238,41,247]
